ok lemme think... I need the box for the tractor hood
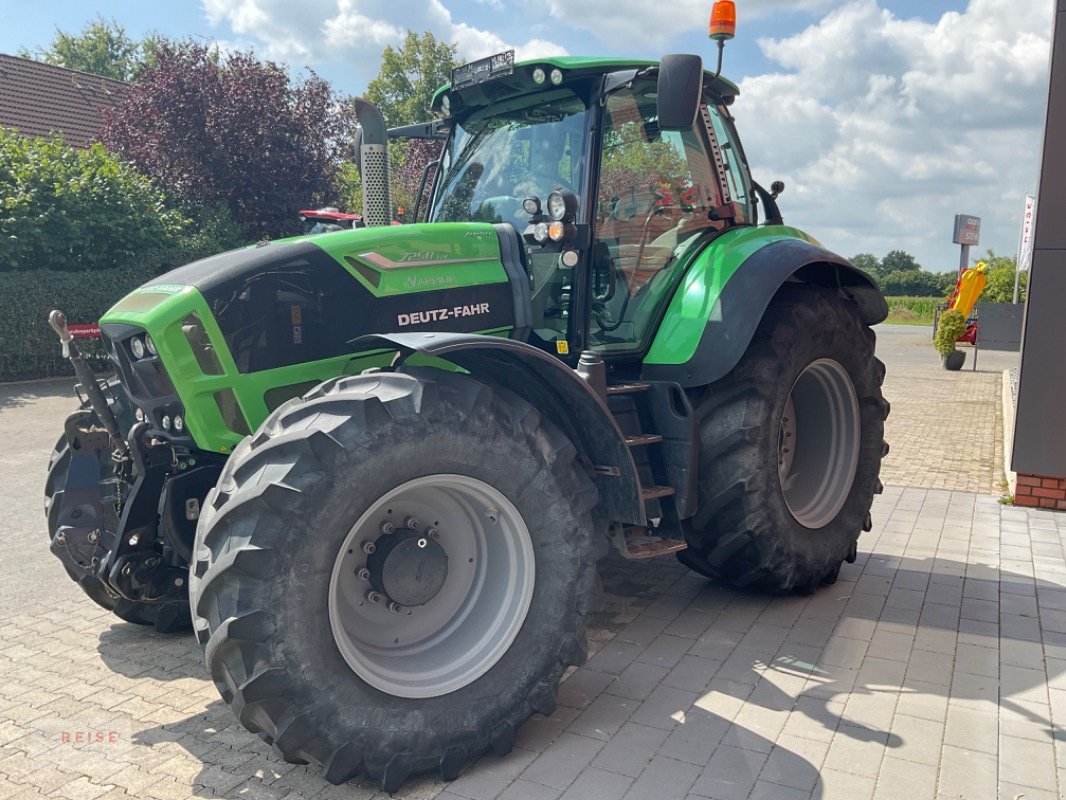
[98,223,531,452]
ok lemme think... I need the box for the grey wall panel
[1013,250,1066,476]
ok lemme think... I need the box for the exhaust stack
[353,98,392,227]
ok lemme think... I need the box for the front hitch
[48,310,128,455]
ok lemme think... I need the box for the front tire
[190,369,604,791]
[44,383,190,631]
[679,288,889,592]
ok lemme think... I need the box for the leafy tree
[881,249,921,274]
[19,16,159,82]
[850,252,880,276]
[978,249,1027,303]
[365,31,459,127]
[0,128,189,272]
[880,269,940,296]
[102,42,356,239]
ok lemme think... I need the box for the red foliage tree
[102,42,356,239]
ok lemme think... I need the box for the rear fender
[353,332,646,526]
[643,232,887,388]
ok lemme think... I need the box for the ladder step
[641,485,676,501]
[606,382,651,395]
[618,527,688,560]
[625,433,664,448]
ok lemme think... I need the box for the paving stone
[689,746,768,800]
[590,722,669,779]
[619,755,699,800]
[520,732,603,791]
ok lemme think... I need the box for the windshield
[428,90,590,225]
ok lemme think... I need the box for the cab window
[589,84,724,352]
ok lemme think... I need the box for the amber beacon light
[709,0,737,41]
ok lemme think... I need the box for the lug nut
[428,528,440,540]
[388,602,404,613]
[405,516,421,530]
[380,521,396,535]
[356,567,371,581]
[87,531,99,544]
[174,577,184,587]
[128,534,140,546]
[366,591,383,604]
[362,541,377,555]
[55,532,67,546]
[417,538,428,549]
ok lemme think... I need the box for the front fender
[353,332,646,526]
[643,228,887,388]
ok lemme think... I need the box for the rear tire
[678,288,889,592]
[190,369,604,791]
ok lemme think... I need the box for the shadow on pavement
[0,378,75,409]
[94,551,1065,799]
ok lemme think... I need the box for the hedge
[0,268,148,381]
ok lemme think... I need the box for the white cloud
[201,0,568,88]
[542,0,846,49]
[736,0,1052,268]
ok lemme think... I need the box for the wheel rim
[328,475,535,699]
[778,358,861,529]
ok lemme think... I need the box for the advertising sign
[953,214,982,246]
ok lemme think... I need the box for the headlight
[548,222,567,242]
[161,415,172,431]
[145,335,157,356]
[173,415,185,433]
[441,94,451,114]
[532,67,546,85]
[550,68,564,86]
[533,222,550,243]
[135,408,145,422]
[129,336,146,359]
[547,191,577,222]
[523,197,542,216]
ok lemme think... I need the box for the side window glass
[590,88,723,351]
[705,104,752,222]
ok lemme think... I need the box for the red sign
[68,324,101,340]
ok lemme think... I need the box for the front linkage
[46,311,218,629]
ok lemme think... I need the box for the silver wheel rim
[328,475,535,698]
[778,358,861,529]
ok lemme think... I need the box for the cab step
[625,433,664,448]
[615,526,688,560]
[606,382,651,396]
[641,485,676,501]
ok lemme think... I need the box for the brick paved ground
[0,327,1052,800]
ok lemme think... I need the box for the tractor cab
[421,53,765,360]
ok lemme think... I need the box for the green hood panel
[98,222,520,453]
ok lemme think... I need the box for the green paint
[643,226,818,367]
[309,223,508,296]
[100,224,511,454]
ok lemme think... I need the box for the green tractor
[45,41,888,793]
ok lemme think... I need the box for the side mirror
[657,54,704,131]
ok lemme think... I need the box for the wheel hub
[366,527,448,607]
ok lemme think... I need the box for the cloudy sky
[2,0,1053,270]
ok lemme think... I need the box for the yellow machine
[950,261,989,318]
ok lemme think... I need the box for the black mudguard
[643,239,888,388]
[353,332,647,526]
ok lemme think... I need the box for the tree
[19,16,158,82]
[881,249,921,275]
[365,31,459,127]
[102,42,356,239]
[850,253,880,276]
[880,269,940,297]
[0,128,188,272]
[978,249,1027,303]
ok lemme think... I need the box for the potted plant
[935,308,967,370]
